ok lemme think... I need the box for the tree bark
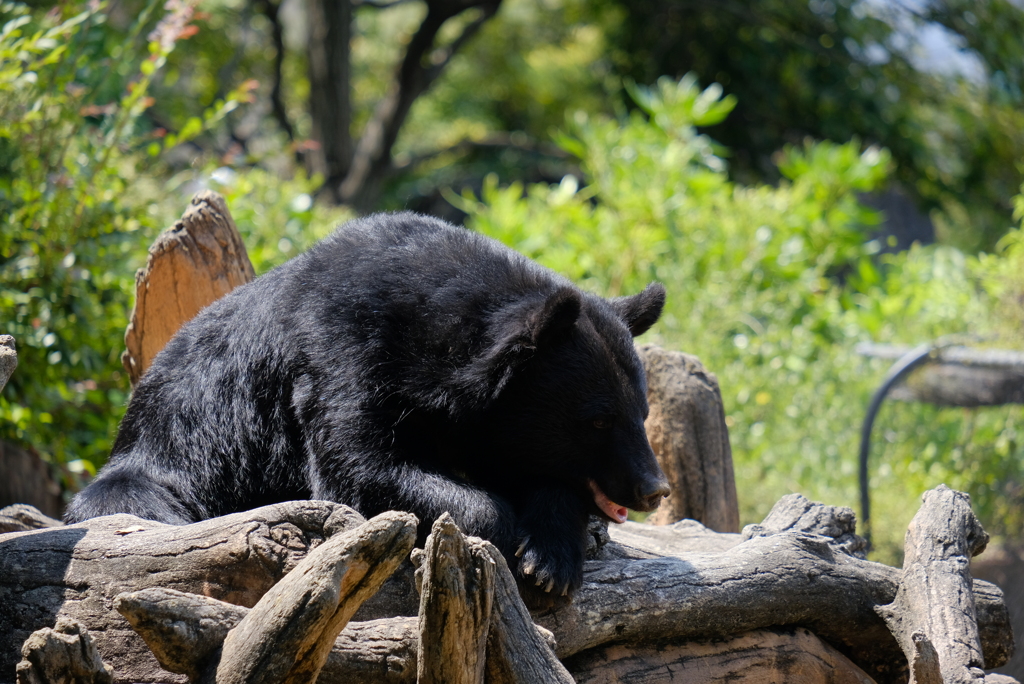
[0,335,15,392]
[15,618,112,684]
[213,512,416,684]
[305,0,351,186]
[637,344,740,532]
[121,191,254,386]
[414,514,492,684]
[565,627,877,684]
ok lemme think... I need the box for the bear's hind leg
[64,464,195,525]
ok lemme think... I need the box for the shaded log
[0,501,366,684]
[0,335,16,392]
[565,627,876,684]
[214,511,417,684]
[876,485,989,684]
[415,514,493,684]
[15,618,112,684]
[478,542,574,684]
[107,589,419,684]
[637,344,740,532]
[121,190,254,386]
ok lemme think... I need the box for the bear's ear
[457,287,581,407]
[610,282,666,337]
[523,286,581,347]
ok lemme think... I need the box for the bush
[0,0,345,490]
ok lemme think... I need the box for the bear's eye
[592,417,613,430]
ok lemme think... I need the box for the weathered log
[876,485,989,684]
[0,335,16,393]
[479,541,575,684]
[415,514,493,684]
[0,498,64,534]
[0,501,368,684]
[15,618,112,684]
[105,589,419,684]
[565,627,876,684]
[121,190,255,386]
[539,491,1013,684]
[856,343,1024,407]
[637,344,740,532]
[214,511,416,684]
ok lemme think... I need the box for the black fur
[66,212,668,607]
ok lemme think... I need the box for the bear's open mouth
[587,478,628,524]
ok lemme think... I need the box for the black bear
[66,212,669,606]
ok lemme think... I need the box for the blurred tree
[585,0,1024,251]
[249,0,503,210]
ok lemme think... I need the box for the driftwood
[0,335,15,392]
[856,343,1024,407]
[121,191,255,386]
[876,486,989,684]
[414,514,493,684]
[15,617,112,684]
[637,344,740,532]
[2,489,1016,684]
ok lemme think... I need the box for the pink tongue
[587,479,628,524]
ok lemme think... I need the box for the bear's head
[467,282,671,520]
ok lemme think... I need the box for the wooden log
[415,513,493,684]
[214,511,417,684]
[538,493,1013,683]
[565,627,877,684]
[637,345,740,533]
[856,344,1024,407]
[121,190,255,386]
[0,501,367,684]
[0,335,16,393]
[109,589,419,684]
[479,541,575,684]
[0,504,64,535]
[15,617,113,684]
[875,485,990,684]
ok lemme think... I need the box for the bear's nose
[636,478,671,512]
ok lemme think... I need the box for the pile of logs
[0,485,1016,684]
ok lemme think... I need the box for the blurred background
[1,0,1023,571]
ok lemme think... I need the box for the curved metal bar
[858,343,934,550]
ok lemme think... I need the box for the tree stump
[121,191,254,386]
[637,344,740,532]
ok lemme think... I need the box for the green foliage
[595,0,1024,252]
[0,0,256,486]
[458,75,1023,562]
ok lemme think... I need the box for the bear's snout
[635,477,671,512]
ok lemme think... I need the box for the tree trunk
[305,0,352,190]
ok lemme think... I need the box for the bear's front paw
[514,535,582,611]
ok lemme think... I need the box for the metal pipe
[857,343,934,550]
